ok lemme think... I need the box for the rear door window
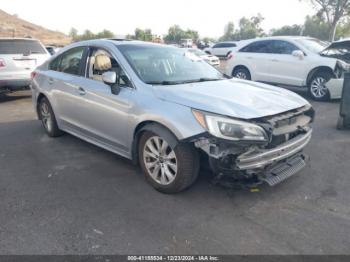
[0,39,46,55]
[213,43,224,48]
[52,47,85,76]
[240,40,273,53]
[49,56,62,71]
[223,43,236,48]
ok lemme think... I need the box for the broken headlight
[193,110,268,141]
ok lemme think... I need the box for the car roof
[0,37,40,41]
[217,41,237,43]
[247,36,316,41]
[71,38,173,49]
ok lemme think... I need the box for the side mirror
[102,71,120,95]
[102,71,116,84]
[292,50,304,60]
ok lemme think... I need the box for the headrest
[94,54,111,71]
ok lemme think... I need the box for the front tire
[232,67,251,80]
[308,71,332,101]
[38,97,63,137]
[138,131,199,194]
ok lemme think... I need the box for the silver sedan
[31,39,313,193]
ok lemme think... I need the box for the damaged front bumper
[236,129,312,170]
[193,106,314,187]
[325,78,344,99]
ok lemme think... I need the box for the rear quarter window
[0,39,46,54]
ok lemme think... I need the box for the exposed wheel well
[232,65,251,76]
[306,66,335,86]
[131,121,179,165]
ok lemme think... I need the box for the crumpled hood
[324,39,350,50]
[322,39,350,63]
[154,79,309,119]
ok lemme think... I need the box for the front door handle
[48,78,54,85]
[270,59,279,62]
[78,87,86,95]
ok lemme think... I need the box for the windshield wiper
[145,80,184,85]
[184,77,225,83]
[146,78,225,85]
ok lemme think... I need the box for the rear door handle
[78,87,86,95]
[48,78,54,84]
[270,59,279,62]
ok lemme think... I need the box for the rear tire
[308,71,332,101]
[38,97,64,137]
[232,67,251,80]
[138,130,199,194]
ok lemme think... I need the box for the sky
[1,0,315,38]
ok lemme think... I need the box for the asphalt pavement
[0,90,350,255]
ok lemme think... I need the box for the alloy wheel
[310,77,328,98]
[235,71,247,79]
[143,136,178,185]
[40,101,53,132]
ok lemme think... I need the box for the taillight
[0,58,6,68]
[31,71,37,79]
[227,54,233,60]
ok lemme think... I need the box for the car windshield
[188,48,206,56]
[0,39,47,55]
[117,44,224,85]
[296,38,329,53]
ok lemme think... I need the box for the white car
[225,36,349,101]
[180,39,193,48]
[187,48,220,67]
[204,41,237,58]
[0,38,50,93]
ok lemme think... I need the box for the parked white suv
[0,38,50,94]
[225,36,349,101]
[204,41,237,58]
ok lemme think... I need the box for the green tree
[184,29,199,42]
[234,14,265,40]
[129,28,153,41]
[303,0,350,41]
[270,24,303,36]
[69,27,78,41]
[80,30,95,41]
[70,29,116,42]
[164,25,185,43]
[163,25,199,44]
[96,29,115,39]
[220,14,265,41]
[219,22,235,41]
[303,15,330,40]
[336,18,350,37]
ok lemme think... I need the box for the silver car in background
[0,38,50,93]
[31,39,314,194]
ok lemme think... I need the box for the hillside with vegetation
[0,9,71,46]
